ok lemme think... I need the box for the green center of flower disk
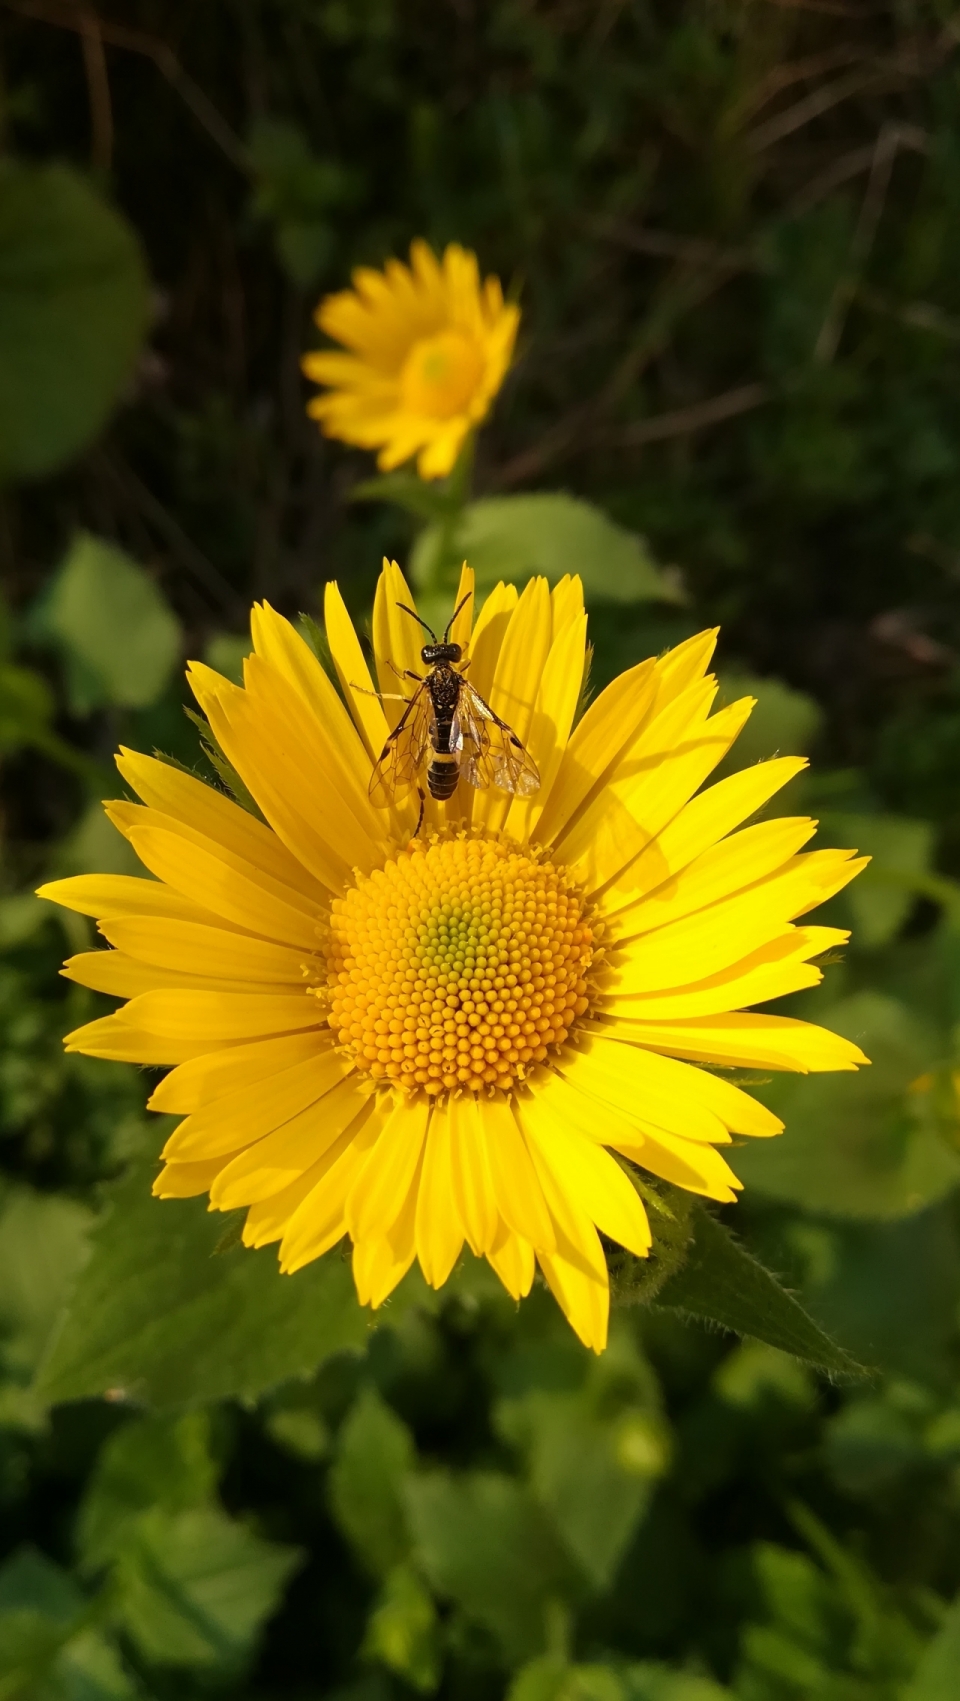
[400,328,485,418]
[325,836,595,1095]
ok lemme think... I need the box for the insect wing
[369,684,432,804]
[459,682,540,797]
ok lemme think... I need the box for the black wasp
[369,597,540,831]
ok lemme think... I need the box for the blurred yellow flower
[39,565,869,1352]
[302,241,519,479]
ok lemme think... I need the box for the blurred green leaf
[496,1327,668,1590]
[0,664,55,754]
[0,1548,136,1701]
[715,673,822,777]
[77,1411,218,1573]
[203,632,249,688]
[736,993,960,1219]
[34,1156,373,1409]
[0,1184,91,1423]
[351,471,459,524]
[410,494,680,603]
[329,1385,415,1578]
[405,1470,575,1660]
[904,1589,960,1701]
[362,1563,441,1693]
[0,162,148,480]
[819,812,935,949]
[110,1504,300,1670]
[38,534,182,713]
[249,117,356,286]
[656,1205,863,1376]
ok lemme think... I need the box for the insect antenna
[442,593,472,641]
[396,603,437,640]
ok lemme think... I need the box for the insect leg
[415,786,425,837]
[349,682,410,701]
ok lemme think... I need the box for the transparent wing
[459,682,540,797]
[369,685,432,804]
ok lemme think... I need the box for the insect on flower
[369,597,540,832]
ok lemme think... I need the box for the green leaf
[0,1185,92,1412]
[351,471,457,524]
[656,1205,864,1377]
[110,1505,300,1670]
[0,163,149,480]
[405,1471,576,1660]
[817,811,935,948]
[329,1385,416,1577]
[248,118,356,287]
[76,1411,218,1572]
[50,1629,139,1701]
[38,533,182,712]
[410,494,680,604]
[904,1589,960,1700]
[735,993,960,1219]
[495,1327,669,1590]
[714,672,822,777]
[362,1564,441,1694]
[0,1549,138,1701]
[34,1157,374,1409]
[0,664,55,755]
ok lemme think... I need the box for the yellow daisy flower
[302,241,519,479]
[38,564,869,1353]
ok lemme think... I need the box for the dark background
[3,6,960,1700]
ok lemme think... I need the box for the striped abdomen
[426,669,463,800]
[426,751,460,800]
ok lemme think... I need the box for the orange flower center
[325,836,594,1096]
[399,328,485,419]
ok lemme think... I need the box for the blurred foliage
[4,2,960,1698]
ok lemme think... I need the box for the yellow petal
[479,1095,555,1252]
[559,1035,728,1145]
[472,577,553,833]
[578,1029,784,1137]
[415,1100,466,1288]
[464,581,519,704]
[601,756,809,918]
[558,691,753,896]
[61,950,249,999]
[449,563,475,648]
[373,560,426,707]
[278,1101,388,1271]
[118,821,323,951]
[534,656,659,847]
[100,916,315,987]
[115,748,324,903]
[36,873,220,927]
[193,677,354,892]
[599,925,847,1019]
[604,852,866,996]
[536,1246,609,1353]
[607,817,817,942]
[119,988,324,1044]
[448,1092,499,1255]
[323,580,390,763]
[211,1076,371,1206]
[62,1012,210,1064]
[346,1095,430,1241]
[521,1090,651,1257]
[506,606,587,843]
[153,1157,228,1199]
[486,1223,535,1301]
[613,1126,742,1204]
[148,1030,325,1114]
[514,1098,608,1286]
[599,1012,869,1074]
[162,1043,350,1162]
